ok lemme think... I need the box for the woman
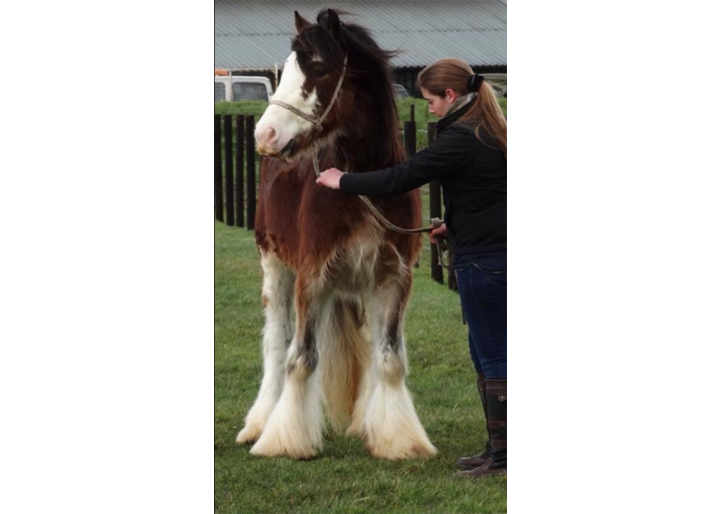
[316,58,507,477]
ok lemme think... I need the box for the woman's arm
[316,126,476,196]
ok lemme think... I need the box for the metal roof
[214,0,506,70]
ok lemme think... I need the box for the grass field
[214,221,507,513]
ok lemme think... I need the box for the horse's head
[255,9,355,160]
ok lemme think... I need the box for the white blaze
[255,52,320,153]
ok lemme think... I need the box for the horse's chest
[322,236,386,294]
[259,172,303,253]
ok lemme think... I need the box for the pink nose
[256,126,278,146]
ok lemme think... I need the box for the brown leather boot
[455,374,492,470]
[456,378,506,478]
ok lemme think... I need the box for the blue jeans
[454,251,507,379]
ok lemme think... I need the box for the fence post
[214,115,223,222]
[428,122,443,284]
[236,115,245,227]
[224,115,234,226]
[404,104,419,268]
[246,116,256,231]
[403,119,416,157]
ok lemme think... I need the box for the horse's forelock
[293,25,344,70]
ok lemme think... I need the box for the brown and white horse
[236,9,436,460]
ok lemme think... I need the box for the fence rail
[214,114,455,290]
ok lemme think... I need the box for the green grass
[215,221,507,513]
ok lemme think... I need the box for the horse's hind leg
[361,253,437,460]
[250,276,325,459]
[237,252,295,444]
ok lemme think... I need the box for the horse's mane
[295,10,406,171]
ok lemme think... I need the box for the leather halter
[269,55,348,133]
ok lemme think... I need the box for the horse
[235,8,437,460]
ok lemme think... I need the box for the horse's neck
[330,115,402,173]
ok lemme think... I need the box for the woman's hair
[417,58,507,158]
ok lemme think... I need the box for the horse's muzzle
[257,138,294,158]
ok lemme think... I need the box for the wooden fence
[214,112,456,291]
[214,114,258,230]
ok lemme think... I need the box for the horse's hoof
[249,439,317,460]
[367,440,438,460]
[236,425,262,445]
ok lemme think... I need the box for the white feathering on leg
[250,365,324,459]
[360,282,436,459]
[237,252,295,444]
[364,379,437,460]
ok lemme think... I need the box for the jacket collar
[437,93,476,134]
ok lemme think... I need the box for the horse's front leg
[360,250,437,460]
[250,274,326,459]
[237,252,295,444]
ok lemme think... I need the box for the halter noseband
[269,55,348,133]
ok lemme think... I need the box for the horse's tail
[320,298,371,433]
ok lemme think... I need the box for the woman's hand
[316,168,345,190]
[429,222,448,244]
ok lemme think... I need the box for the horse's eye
[310,63,327,78]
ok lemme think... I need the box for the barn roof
[214,0,507,70]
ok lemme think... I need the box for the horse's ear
[324,9,344,42]
[294,11,310,34]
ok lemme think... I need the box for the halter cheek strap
[270,55,348,133]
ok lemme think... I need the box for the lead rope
[310,147,451,269]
